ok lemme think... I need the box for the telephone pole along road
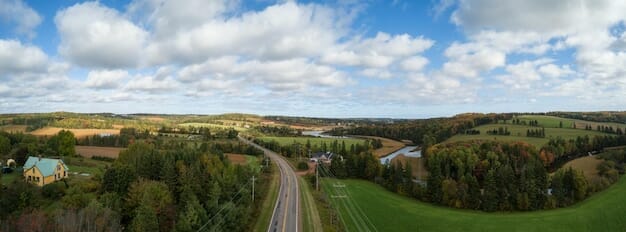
[238,136,300,232]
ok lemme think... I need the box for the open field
[1,170,19,185]
[446,124,611,148]
[179,122,249,131]
[29,127,120,138]
[515,115,626,131]
[258,136,365,148]
[76,146,124,158]
[328,178,626,232]
[0,125,28,133]
[390,155,428,180]
[354,136,405,158]
[557,155,604,181]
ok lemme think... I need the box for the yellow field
[29,127,120,138]
[558,155,604,181]
[0,125,28,133]
[355,136,406,158]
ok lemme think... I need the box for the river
[380,146,421,164]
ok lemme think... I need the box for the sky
[0,0,625,118]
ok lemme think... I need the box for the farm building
[310,151,338,164]
[23,156,69,187]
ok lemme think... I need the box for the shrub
[297,161,309,171]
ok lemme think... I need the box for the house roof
[23,156,68,177]
[312,151,333,159]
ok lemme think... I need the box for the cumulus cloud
[55,2,148,69]
[85,70,129,89]
[0,39,48,76]
[0,0,42,38]
[144,2,347,64]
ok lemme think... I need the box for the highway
[238,136,300,232]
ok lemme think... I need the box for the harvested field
[112,124,124,129]
[391,154,428,180]
[30,127,120,138]
[141,117,165,122]
[76,146,124,158]
[0,125,27,133]
[226,153,248,165]
[558,155,604,181]
[355,136,405,158]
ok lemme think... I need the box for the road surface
[239,136,300,232]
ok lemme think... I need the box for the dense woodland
[0,128,268,232]
[328,113,506,144]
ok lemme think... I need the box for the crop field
[328,178,626,232]
[29,127,120,138]
[354,136,406,158]
[258,136,365,148]
[515,115,626,131]
[446,124,611,148]
[178,122,249,131]
[0,125,28,133]
[76,146,124,158]
[557,155,604,181]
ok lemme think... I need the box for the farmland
[446,124,612,148]
[354,136,406,158]
[257,136,365,148]
[556,155,604,181]
[75,146,124,158]
[0,125,27,133]
[327,178,626,232]
[516,115,626,131]
[29,127,120,138]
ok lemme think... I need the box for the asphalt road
[238,136,300,232]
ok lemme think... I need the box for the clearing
[0,125,28,133]
[390,155,428,180]
[258,136,365,148]
[327,177,626,232]
[76,146,124,158]
[516,115,626,131]
[556,155,604,181]
[29,127,120,138]
[354,136,405,158]
[446,124,611,148]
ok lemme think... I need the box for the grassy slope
[334,178,626,232]
[252,165,280,232]
[258,136,365,148]
[299,177,323,232]
[558,155,604,181]
[446,124,611,148]
[517,115,626,130]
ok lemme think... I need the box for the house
[309,151,336,164]
[23,156,69,187]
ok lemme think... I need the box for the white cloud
[85,70,129,89]
[538,63,573,78]
[55,2,148,69]
[0,39,48,75]
[145,2,346,64]
[0,0,42,38]
[125,75,179,93]
[322,32,434,68]
[400,56,429,71]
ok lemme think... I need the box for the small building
[23,156,69,187]
[310,151,335,164]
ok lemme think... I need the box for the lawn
[327,178,626,232]
[446,124,611,148]
[258,136,365,148]
[1,170,20,185]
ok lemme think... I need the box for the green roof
[23,156,68,177]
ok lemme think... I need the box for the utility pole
[251,175,256,202]
[315,162,319,191]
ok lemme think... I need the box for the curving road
[238,136,300,232]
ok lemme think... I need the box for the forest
[0,128,269,232]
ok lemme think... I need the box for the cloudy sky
[0,0,625,118]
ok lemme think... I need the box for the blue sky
[0,0,625,118]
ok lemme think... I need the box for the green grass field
[514,115,626,131]
[258,136,365,148]
[1,170,19,185]
[328,178,626,232]
[447,124,612,148]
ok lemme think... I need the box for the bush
[41,182,66,199]
[297,161,309,171]
[92,156,115,162]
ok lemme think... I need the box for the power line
[196,179,252,232]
